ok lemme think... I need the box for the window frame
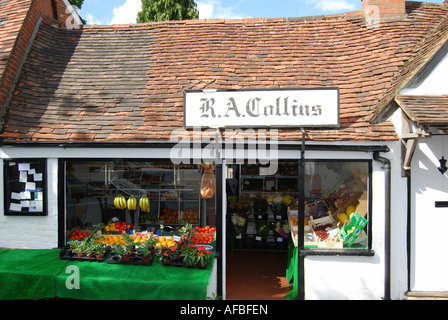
[300,159,374,257]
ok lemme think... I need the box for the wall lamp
[438,156,447,175]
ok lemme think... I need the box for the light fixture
[438,156,447,174]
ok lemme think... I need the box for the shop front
[2,0,448,300]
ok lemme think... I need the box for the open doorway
[225,161,297,300]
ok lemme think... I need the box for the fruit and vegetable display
[60,223,216,268]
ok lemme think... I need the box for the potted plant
[73,240,88,258]
[172,237,189,265]
[112,243,131,262]
[180,244,199,267]
[157,245,176,265]
[84,242,95,259]
[93,242,107,259]
[136,244,153,263]
[196,246,212,269]
[69,240,80,255]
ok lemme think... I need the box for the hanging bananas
[114,194,127,210]
[139,194,150,213]
[127,195,137,211]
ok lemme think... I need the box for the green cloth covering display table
[0,249,214,300]
[55,258,214,300]
[284,243,298,300]
[0,249,67,300]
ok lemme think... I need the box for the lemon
[346,205,356,215]
[338,213,348,224]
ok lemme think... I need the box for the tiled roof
[1,1,448,143]
[395,94,448,133]
[371,2,448,122]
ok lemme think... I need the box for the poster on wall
[3,159,47,216]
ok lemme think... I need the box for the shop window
[301,160,370,250]
[64,160,215,243]
[228,159,370,252]
[3,159,47,216]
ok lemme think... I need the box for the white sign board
[184,88,339,128]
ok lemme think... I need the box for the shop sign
[184,88,339,128]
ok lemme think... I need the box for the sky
[79,0,446,25]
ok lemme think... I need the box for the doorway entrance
[225,161,297,300]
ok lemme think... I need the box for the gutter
[373,152,391,300]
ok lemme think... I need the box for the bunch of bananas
[114,194,127,210]
[127,195,137,211]
[139,194,150,213]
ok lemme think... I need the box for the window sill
[300,248,375,257]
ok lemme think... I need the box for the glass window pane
[303,161,369,249]
[64,160,212,243]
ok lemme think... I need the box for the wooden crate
[310,214,343,249]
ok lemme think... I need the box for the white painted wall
[410,135,448,291]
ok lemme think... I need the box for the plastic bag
[201,164,215,199]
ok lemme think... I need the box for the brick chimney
[362,0,406,20]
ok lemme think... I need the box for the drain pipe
[373,152,391,300]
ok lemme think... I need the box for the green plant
[136,238,158,258]
[84,242,95,257]
[180,244,199,267]
[157,245,176,262]
[112,243,129,257]
[69,240,80,251]
[196,246,212,267]
[93,242,106,255]
[136,245,151,257]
